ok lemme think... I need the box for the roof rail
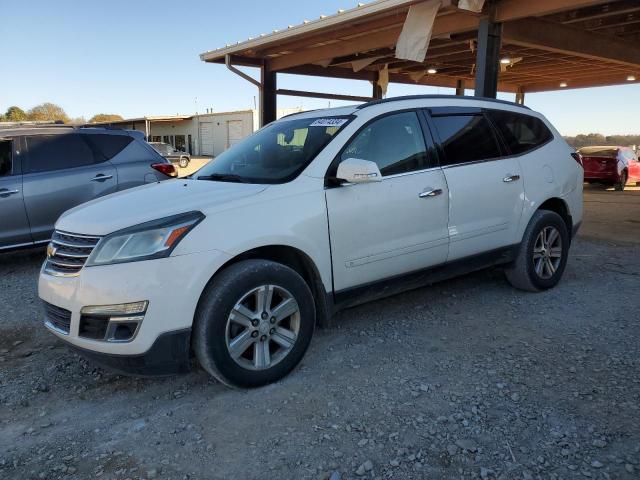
[356,94,530,110]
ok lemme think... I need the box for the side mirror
[336,158,382,184]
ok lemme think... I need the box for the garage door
[227,120,244,148]
[199,122,214,156]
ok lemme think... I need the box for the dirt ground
[1,186,639,480]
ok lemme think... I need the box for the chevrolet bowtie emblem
[46,243,57,258]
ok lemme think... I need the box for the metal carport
[200,0,640,127]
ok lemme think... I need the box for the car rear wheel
[193,259,315,388]
[179,157,190,168]
[504,210,569,292]
[614,171,627,191]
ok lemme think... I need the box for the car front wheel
[193,259,315,388]
[505,210,570,292]
[179,157,190,168]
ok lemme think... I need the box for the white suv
[39,96,583,388]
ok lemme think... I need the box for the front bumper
[69,328,192,376]
[38,248,231,367]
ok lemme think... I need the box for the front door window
[340,111,429,176]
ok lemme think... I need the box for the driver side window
[340,111,429,176]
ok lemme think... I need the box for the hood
[56,179,268,235]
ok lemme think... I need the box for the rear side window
[25,134,96,173]
[431,115,502,166]
[84,134,133,160]
[487,110,553,155]
[0,140,12,176]
[340,111,429,176]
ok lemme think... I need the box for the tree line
[564,133,640,149]
[0,103,123,124]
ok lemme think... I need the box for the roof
[84,110,261,127]
[201,0,640,93]
[355,94,529,109]
[274,95,534,122]
[86,115,194,126]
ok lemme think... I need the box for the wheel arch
[200,244,332,327]
[537,197,572,235]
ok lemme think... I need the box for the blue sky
[1,0,638,136]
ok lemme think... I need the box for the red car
[578,146,640,191]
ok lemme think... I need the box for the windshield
[195,116,351,184]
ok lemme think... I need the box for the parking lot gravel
[1,191,639,480]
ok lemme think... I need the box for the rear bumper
[584,173,618,182]
[67,328,192,376]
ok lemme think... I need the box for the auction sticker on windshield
[309,118,349,127]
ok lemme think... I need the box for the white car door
[427,109,524,260]
[325,111,450,293]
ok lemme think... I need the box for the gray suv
[0,126,176,251]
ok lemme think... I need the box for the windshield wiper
[196,173,248,183]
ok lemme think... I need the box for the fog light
[81,301,148,316]
[105,317,144,342]
[80,302,147,343]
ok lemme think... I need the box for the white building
[88,107,303,157]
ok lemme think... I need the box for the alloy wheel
[225,285,300,370]
[532,226,562,280]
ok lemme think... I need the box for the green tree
[4,106,28,121]
[88,114,124,123]
[28,103,69,123]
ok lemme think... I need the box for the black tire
[614,171,627,191]
[504,210,570,292]
[179,157,190,168]
[193,259,315,388]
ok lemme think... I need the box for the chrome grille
[44,231,101,276]
[43,302,72,334]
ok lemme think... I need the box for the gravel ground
[1,192,639,480]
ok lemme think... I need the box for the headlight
[86,211,204,266]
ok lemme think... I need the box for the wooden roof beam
[281,62,519,93]
[269,11,480,72]
[544,0,640,24]
[502,17,640,68]
[523,73,640,92]
[494,0,610,21]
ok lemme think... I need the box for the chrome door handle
[419,188,443,198]
[503,174,520,183]
[91,174,113,182]
[0,189,19,197]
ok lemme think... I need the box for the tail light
[571,152,583,167]
[151,163,177,178]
